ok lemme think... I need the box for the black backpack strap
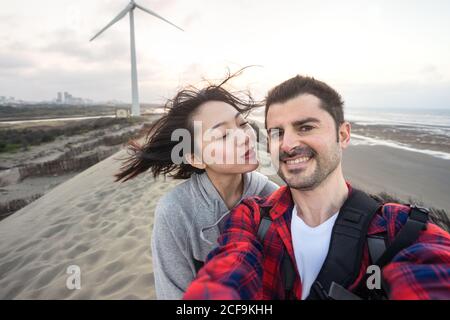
[374,204,428,268]
[256,192,429,300]
[360,204,429,300]
[326,203,429,300]
[282,253,296,292]
[257,205,296,298]
[257,206,272,242]
[307,188,380,300]
[367,235,388,264]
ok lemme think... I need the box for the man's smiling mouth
[285,156,312,164]
[282,154,315,171]
[280,146,315,166]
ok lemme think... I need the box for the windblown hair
[114,68,261,182]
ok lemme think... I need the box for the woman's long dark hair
[114,67,261,182]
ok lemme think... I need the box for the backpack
[257,188,430,300]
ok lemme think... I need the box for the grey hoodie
[151,171,278,300]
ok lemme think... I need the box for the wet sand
[343,143,450,212]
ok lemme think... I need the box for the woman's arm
[151,202,195,300]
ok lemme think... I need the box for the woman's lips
[243,148,256,161]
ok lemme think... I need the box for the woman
[114,71,278,299]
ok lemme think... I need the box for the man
[183,75,450,300]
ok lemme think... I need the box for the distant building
[56,92,63,103]
[64,92,72,104]
[115,108,131,118]
[0,96,16,105]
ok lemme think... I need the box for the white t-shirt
[291,205,339,299]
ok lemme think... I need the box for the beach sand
[343,144,450,212]
[0,146,181,299]
[0,140,449,299]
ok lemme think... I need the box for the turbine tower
[90,0,183,116]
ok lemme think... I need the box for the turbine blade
[90,3,134,41]
[135,4,184,31]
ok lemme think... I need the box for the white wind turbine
[90,0,183,116]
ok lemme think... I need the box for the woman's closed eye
[220,122,251,139]
[268,129,282,139]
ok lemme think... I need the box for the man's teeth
[286,157,310,164]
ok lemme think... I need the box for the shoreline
[350,122,450,156]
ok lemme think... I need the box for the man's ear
[339,121,351,148]
[184,152,206,170]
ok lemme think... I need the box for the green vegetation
[0,143,22,153]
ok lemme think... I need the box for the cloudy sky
[1,0,450,109]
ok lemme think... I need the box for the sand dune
[0,147,181,299]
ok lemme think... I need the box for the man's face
[266,94,350,190]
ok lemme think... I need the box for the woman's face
[190,100,259,174]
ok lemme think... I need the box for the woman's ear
[184,152,207,170]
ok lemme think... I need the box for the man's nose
[280,130,298,154]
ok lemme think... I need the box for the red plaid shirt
[184,184,450,300]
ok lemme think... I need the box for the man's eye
[239,121,250,127]
[299,125,314,132]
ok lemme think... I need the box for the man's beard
[277,144,341,191]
